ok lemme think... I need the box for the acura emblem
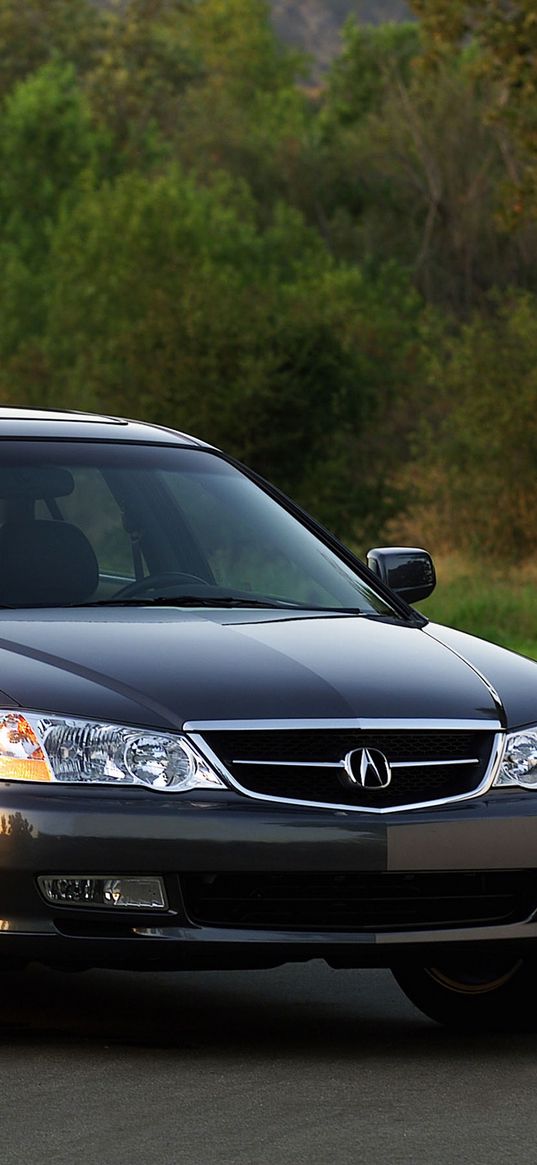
[340,748,392,791]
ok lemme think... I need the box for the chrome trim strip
[234,759,343,768]
[391,758,479,768]
[232,757,480,769]
[187,731,506,816]
[184,718,501,733]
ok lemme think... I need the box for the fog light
[38,875,167,909]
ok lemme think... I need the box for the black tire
[392,953,537,1031]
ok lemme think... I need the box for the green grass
[415,558,537,661]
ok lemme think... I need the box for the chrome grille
[194,724,500,812]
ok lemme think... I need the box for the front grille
[200,728,496,810]
[181,871,537,932]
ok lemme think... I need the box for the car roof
[0,407,209,446]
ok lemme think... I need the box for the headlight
[0,710,224,792]
[494,728,537,789]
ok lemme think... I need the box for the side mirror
[366,546,436,604]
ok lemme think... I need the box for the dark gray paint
[0,609,504,726]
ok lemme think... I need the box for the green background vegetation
[1,0,536,654]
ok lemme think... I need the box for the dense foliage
[269,2,412,72]
[0,0,535,557]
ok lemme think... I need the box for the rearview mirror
[366,547,436,604]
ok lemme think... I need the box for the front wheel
[392,954,537,1031]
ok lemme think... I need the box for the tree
[0,163,419,538]
[409,0,537,220]
[319,28,537,312]
[41,170,347,483]
[166,0,311,210]
[398,292,537,560]
[85,0,200,166]
[0,62,99,363]
[322,19,420,126]
[0,0,103,100]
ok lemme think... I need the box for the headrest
[0,520,99,606]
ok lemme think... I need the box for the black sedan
[0,406,536,1030]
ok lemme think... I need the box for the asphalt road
[0,961,536,1165]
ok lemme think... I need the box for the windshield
[0,441,398,615]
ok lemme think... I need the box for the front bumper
[2,784,537,970]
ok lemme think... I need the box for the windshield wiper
[0,595,388,616]
[69,595,313,610]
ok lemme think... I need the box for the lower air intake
[181,870,537,932]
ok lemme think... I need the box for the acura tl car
[0,407,536,1030]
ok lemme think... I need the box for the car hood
[0,607,517,730]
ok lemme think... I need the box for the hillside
[270,1,412,70]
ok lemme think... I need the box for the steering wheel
[114,571,210,599]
